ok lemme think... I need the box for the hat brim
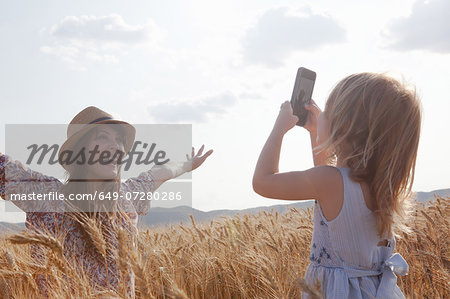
[58,120,136,171]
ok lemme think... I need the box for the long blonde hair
[60,126,133,254]
[316,72,422,239]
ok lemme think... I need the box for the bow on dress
[376,253,409,298]
[344,252,409,299]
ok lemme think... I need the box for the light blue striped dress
[302,167,409,299]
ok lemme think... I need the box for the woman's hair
[60,125,133,252]
[316,72,422,239]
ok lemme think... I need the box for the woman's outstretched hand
[303,99,322,134]
[186,145,213,171]
[274,101,299,134]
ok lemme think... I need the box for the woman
[0,106,213,297]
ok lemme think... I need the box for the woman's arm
[252,101,330,201]
[124,145,213,215]
[149,160,191,191]
[0,153,64,212]
[151,145,213,190]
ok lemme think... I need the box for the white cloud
[241,6,346,67]
[84,51,119,64]
[147,91,237,123]
[239,91,263,100]
[49,14,164,47]
[383,0,450,53]
[40,45,87,71]
[40,14,165,69]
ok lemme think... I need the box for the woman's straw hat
[58,106,136,171]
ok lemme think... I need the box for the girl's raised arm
[303,100,330,166]
[252,101,335,202]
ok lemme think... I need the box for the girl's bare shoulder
[311,165,344,200]
[311,165,345,221]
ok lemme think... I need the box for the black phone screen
[292,76,315,126]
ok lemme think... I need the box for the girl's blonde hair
[317,72,422,239]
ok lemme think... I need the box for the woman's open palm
[186,145,213,171]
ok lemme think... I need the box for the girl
[0,106,213,298]
[253,72,421,298]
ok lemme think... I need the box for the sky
[1,0,449,223]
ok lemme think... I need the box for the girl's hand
[274,101,299,134]
[303,99,322,134]
[186,144,213,171]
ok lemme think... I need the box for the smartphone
[290,67,316,127]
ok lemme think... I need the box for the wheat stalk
[7,232,63,256]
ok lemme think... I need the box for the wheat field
[0,197,448,299]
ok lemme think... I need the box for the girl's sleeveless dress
[0,154,155,298]
[302,167,409,299]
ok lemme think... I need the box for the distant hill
[414,188,450,202]
[1,188,448,230]
[137,188,450,228]
[0,222,25,235]
[137,201,314,229]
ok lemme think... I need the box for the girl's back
[303,166,408,298]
